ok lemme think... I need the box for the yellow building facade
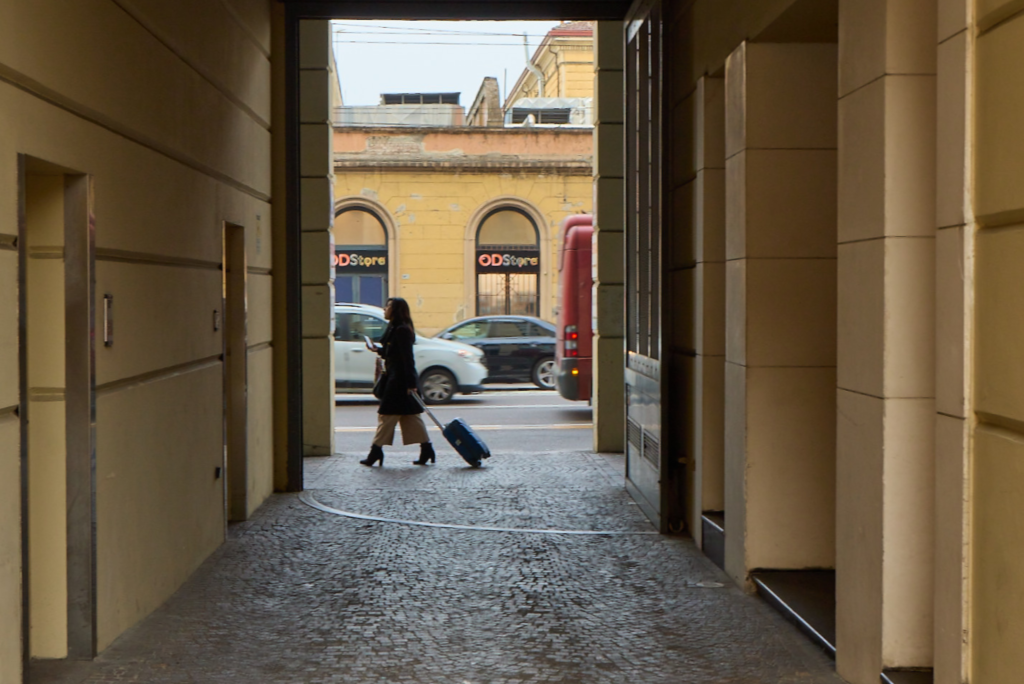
[505,21,595,102]
[331,127,593,334]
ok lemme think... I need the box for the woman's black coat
[376,323,423,416]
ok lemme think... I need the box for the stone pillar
[933,2,972,683]
[723,42,838,587]
[692,76,726,543]
[969,0,1024,680]
[836,0,937,679]
[592,20,625,453]
[298,20,336,457]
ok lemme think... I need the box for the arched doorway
[475,207,541,316]
[333,207,389,307]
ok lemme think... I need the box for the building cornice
[333,125,593,136]
[333,157,593,175]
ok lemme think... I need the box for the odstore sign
[476,249,541,274]
[334,249,387,273]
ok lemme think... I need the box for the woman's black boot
[413,442,435,465]
[360,445,385,467]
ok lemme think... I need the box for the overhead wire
[329,21,576,105]
[332,40,544,47]
[332,32,532,38]
[331,21,557,37]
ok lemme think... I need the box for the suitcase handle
[412,392,445,432]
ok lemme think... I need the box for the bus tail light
[565,325,578,357]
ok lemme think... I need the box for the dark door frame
[281,0,632,489]
[224,222,249,522]
[18,157,98,679]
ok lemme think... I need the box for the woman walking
[361,297,436,467]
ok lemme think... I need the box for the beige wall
[934,1,972,683]
[835,0,938,678]
[972,4,1024,679]
[0,411,19,671]
[0,132,18,671]
[659,1,979,681]
[0,0,275,673]
[2,2,1021,684]
[662,0,842,545]
[24,176,69,658]
[723,42,838,583]
[673,75,727,544]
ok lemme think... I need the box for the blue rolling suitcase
[415,394,491,467]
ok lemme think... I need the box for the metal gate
[476,272,538,316]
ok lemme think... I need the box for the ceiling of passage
[278,0,633,20]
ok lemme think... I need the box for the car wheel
[532,357,557,390]
[420,368,456,404]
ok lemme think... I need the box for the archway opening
[332,207,389,307]
[474,207,541,316]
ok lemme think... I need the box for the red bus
[555,214,593,402]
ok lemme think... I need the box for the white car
[333,303,488,404]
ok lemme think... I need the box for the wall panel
[0,0,274,670]
[95,365,224,650]
[0,415,20,680]
[247,346,274,516]
[0,0,271,197]
[94,262,223,386]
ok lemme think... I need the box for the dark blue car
[434,316,557,389]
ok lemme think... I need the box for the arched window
[475,207,540,316]
[333,207,389,307]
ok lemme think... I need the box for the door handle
[352,348,365,353]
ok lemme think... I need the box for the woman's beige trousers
[372,413,430,446]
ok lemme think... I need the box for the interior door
[623,0,681,533]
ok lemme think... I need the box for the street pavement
[32,386,844,684]
[334,386,594,456]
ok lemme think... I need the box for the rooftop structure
[380,92,460,105]
[504,20,594,112]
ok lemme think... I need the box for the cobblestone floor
[33,452,844,684]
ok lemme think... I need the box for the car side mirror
[441,332,454,340]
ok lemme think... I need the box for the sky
[331,20,562,107]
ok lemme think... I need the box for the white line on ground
[334,424,593,432]
[335,391,560,400]
[299,491,657,535]
[429,404,583,410]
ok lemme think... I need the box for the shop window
[334,207,389,307]
[475,207,540,316]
